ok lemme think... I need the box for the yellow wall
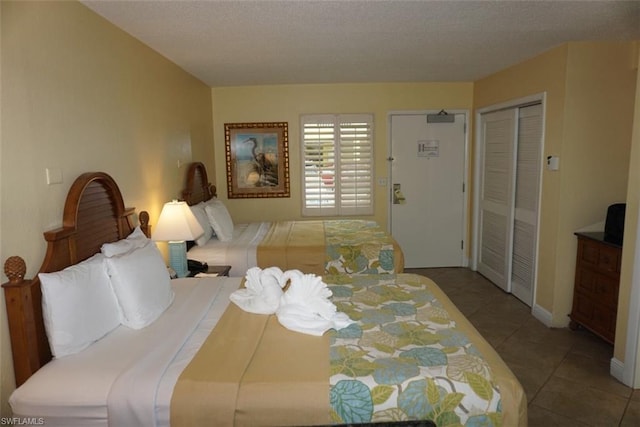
[560,42,636,342]
[0,1,214,414]
[211,83,473,228]
[474,43,637,334]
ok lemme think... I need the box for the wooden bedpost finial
[139,211,151,238]
[4,256,26,284]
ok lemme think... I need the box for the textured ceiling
[81,0,640,87]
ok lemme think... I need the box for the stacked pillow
[38,226,174,358]
[190,199,234,244]
[189,202,213,246]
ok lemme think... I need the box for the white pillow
[105,241,174,329]
[39,254,121,358]
[204,200,234,242]
[190,202,214,246]
[101,226,149,257]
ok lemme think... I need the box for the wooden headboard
[2,172,145,386]
[182,162,217,206]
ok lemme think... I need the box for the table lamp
[152,200,204,278]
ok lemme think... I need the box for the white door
[389,113,466,268]
[476,103,543,306]
[511,104,543,306]
[477,109,517,292]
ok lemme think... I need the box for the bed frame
[2,172,148,386]
[181,162,217,206]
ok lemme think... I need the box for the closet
[476,102,543,307]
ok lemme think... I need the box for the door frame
[472,93,546,306]
[387,109,471,267]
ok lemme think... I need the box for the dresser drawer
[574,268,619,308]
[578,237,621,275]
[597,245,621,274]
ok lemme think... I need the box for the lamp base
[168,241,188,278]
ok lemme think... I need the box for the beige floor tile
[496,337,572,401]
[553,352,631,398]
[505,318,578,349]
[569,330,616,363]
[527,403,587,427]
[532,376,627,426]
[621,397,640,426]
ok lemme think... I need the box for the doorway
[389,111,467,268]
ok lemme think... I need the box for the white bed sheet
[9,277,240,427]
[187,222,270,277]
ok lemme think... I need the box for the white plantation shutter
[301,114,373,216]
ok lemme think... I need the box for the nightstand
[206,265,231,277]
[188,265,231,277]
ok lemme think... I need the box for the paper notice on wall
[417,140,439,158]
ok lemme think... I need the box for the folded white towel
[229,266,286,314]
[276,270,354,336]
[277,305,354,336]
[229,266,354,335]
[280,270,336,320]
[276,304,335,336]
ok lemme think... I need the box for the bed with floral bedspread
[327,273,526,426]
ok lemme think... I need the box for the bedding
[10,274,526,426]
[9,277,241,427]
[178,161,405,277]
[104,240,175,329]
[187,219,404,277]
[38,253,121,358]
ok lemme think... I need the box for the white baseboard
[532,304,553,327]
[610,358,627,385]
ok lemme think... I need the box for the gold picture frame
[224,122,290,198]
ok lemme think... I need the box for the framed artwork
[224,122,290,198]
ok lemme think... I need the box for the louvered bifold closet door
[511,104,542,306]
[477,109,517,292]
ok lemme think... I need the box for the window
[301,114,374,216]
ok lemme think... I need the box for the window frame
[300,113,374,217]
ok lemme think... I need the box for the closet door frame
[472,93,546,307]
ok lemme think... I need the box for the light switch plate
[46,168,63,185]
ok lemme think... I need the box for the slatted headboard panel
[3,172,140,386]
[182,162,217,206]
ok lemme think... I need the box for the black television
[604,203,626,245]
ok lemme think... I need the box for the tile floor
[405,267,640,427]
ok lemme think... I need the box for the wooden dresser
[569,232,622,344]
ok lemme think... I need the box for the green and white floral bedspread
[327,274,503,426]
[325,220,396,274]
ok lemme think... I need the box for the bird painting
[241,136,278,187]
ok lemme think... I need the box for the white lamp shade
[152,200,204,242]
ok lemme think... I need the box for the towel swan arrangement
[229,266,353,336]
